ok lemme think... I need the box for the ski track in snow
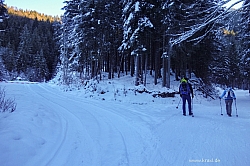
[24,83,159,166]
[0,83,250,166]
[24,84,88,166]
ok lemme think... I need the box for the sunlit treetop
[222,28,237,36]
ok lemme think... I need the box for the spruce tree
[0,0,8,31]
[120,0,155,85]
[17,24,32,74]
[240,0,250,89]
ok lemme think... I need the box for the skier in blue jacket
[219,87,236,117]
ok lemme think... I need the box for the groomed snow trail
[149,90,250,166]
[0,83,250,166]
[1,83,161,166]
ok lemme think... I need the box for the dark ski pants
[182,95,192,115]
[225,99,233,115]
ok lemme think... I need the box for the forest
[0,4,60,82]
[0,0,249,91]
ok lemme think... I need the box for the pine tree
[96,0,123,80]
[60,0,124,81]
[33,49,49,82]
[2,42,17,73]
[0,0,8,31]
[120,0,155,86]
[17,24,32,74]
[70,0,90,77]
[59,0,81,84]
[240,0,250,89]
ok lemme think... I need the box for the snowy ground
[0,75,250,166]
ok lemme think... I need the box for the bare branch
[170,0,246,46]
[0,87,17,113]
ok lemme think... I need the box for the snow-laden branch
[170,0,245,46]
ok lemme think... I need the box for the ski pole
[176,98,181,109]
[191,98,193,111]
[191,97,194,116]
[235,99,238,117]
[220,99,223,115]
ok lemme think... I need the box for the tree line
[59,0,250,90]
[7,6,61,22]
[0,2,60,81]
[0,0,249,91]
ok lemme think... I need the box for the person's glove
[219,97,221,99]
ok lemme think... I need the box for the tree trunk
[154,44,161,85]
[162,57,167,87]
[166,45,172,88]
[130,54,134,77]
[135,55,139,86]
[91,60,96,79]
[144,52,148,86]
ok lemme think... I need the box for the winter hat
[181,78,187,83]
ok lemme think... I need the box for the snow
[223,0,244,9]
[0,75,250,166]
[135,2,140,12]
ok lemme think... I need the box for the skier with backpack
[219,87,236,117]
[179,78,194,116]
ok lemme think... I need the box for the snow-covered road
[0,83,250,166]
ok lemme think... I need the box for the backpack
[227,89,234,99]
[180,83,190,95]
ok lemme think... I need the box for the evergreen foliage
[56,0,249,90]
[239,0,250,89]
[0,5,59,81]
[0,0,8,31]
[0,0,249,91]
[7,6,60,22]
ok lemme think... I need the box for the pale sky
[224,0,244,9]
[5,0,64,16]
